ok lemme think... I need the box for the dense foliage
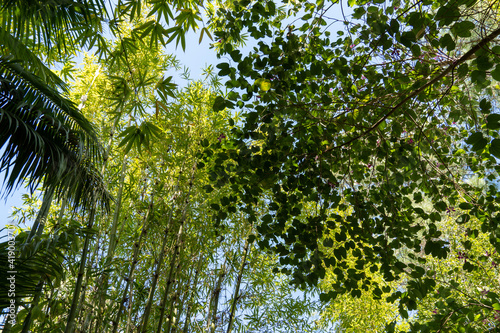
[2,0,500,332]
[206,0,500,331]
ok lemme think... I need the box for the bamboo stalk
[125,275,134,333]
[78,217,106,332]
[94,156,128,321]
[156,221,183,333]
[209,260,227,333]
[182,253,204,333]
[166,239,185,332]
[156,163,196,333]
[38,288,57,331]
[111,194,154,333]
[65,207,97,333]
[88,115,128,331]
[106,156,129,265]
[140,171,183,333]
[174,252,198,332]
[226,230,253,333]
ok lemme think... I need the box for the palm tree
[0,3,111,330]
[0,57,110,208]
[0,0,111,209]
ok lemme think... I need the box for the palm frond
[56,157,113,212]
[0,225,89,308]
[0,56,111,209]
[0,27,67,90]
[0,0,108,54]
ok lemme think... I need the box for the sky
[0,179,25,232]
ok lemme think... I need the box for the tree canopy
[2,0,500,332]
[206,0,500,330]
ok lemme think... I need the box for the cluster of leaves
[202,0,500,330]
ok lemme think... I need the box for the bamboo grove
[2,0,500,332]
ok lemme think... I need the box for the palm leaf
[0,56,111,209]
[0,0,108,54]
[0,225,89,308]
[56,157,113,212]
[0,27,67,90]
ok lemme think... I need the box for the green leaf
[321,94,333,105]
[440,34,455,51]
[411,44,421,57]
[334,247,346,260]
[457,63,469,78]
[480,99,492,113]
[490,139,500,159]
[456,214,470,224]
[319,292,334,302]
[351,289,361,298]
[451,21,475,37]
[473,138,488,151]
[459,202,473,210]
[486,114,500,129]
[335,231,346,242]
[471,70,486,84]
[466,132,487,151]
[213,96,226,111]
[463,261,476,272]
[466,132,483,145]
[260,79,271,91]
[255,78,271,91]
[216,62,231,76]
[323,238,334,248]
[491,65,500,81]
[476,55,493,71]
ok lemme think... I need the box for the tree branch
[329,26,500,151]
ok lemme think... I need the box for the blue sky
[0,181,25,230]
